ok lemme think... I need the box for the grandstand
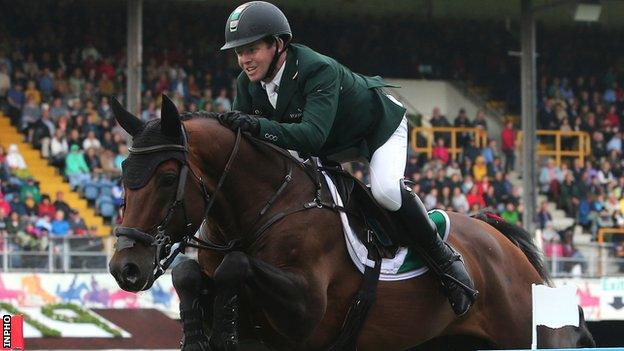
[0,0,624,349]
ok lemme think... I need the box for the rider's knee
[371,178,402,211]
[172,259,203,291]
[214,251,250,288]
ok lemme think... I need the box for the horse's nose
[121,262,141,285]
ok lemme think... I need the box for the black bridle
[114,123,354,281]
[113,122,383,350]
[114,125,243,280]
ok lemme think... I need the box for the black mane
[131,110,221,148]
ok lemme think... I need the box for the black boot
[180,298,211,351]
[392,180,478,316]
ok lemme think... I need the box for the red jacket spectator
[466,186,485,208]
[501,124,515,151]
[0,194,10,216]
[432,139,450,164]
[97,58,116,80]
[38,198,56,218]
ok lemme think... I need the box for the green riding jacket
[233,44,406,160]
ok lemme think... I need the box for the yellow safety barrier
[517,130,591,166]
[410,127,488,160]
[598,227,624,244]
[597,227,624,275]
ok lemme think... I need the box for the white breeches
[370,115,408,212]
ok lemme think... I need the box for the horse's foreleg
[172,258,214,351]
[211,251,325,348]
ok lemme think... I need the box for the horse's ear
[111,97,143,137]
[161,94,181,138]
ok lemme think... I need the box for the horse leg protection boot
[392,180,478,316]
[209,252,249,351]
[172,259,212,351]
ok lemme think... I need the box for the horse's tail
[472,210,551,284]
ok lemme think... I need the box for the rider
[218,1,477,316]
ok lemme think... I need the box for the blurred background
[1,0,624,349]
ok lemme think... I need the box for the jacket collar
[273,46,298,120]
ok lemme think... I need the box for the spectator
[20,95,41,142]
[473,110,488,132]
[431,138,450,164]
[501,202,520,226]
[82,131,101,151]
[481,139,498,165]
[453,108,472,147]
[50,129,69,169]
[539,158,562,196]
[451,187,469,214]
[53,191,71,218]
[466,186,485,210]
[430,107,451,144]
[19,178,41,204]
[0,194,10,215]
[37,195,56,218]
[9,196,27,217]
[501,120,516,172]
[65,144,91,189]
[536,200,553,230]
[68,209,87,236]
[424,188,438,210]
[7,83,25,126]
[472,155,488,182]
[214,87,232,112]
[51,210,70,237]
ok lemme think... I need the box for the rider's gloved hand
[218,111,260,136]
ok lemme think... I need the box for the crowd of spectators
[2,2,624,273]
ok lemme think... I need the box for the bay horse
[109,96,594,350]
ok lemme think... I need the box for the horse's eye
[159,173,178,187]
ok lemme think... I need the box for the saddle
[312,160,400,259]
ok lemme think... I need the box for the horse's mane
[472,210,552,284]
[179,110,221,121]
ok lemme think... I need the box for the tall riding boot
[392,180,478,316]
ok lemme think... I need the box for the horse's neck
[193,121,301,239]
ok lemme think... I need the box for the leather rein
[113,125,341,280]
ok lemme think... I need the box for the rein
[114,124,330,278]
[114,122,382,349]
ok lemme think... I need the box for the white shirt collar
[260,60,286,91]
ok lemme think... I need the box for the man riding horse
[218,1,478,315]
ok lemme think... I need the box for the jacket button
[254,109,260,114]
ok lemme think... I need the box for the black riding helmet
[221,1,292,80]
[221,1,292,50]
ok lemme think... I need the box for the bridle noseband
[114,125,242,280]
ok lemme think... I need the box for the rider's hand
[218,111,260,136]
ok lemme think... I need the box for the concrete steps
[0,115,112,236]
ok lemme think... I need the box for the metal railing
[1,234,114,273]
[410,127,488,160]
[518,129,591,166]
[543,242,623,278]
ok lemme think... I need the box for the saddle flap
[321,165,399,259]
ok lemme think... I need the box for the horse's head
[109,95,208,292]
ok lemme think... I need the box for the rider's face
[236,40,275,83]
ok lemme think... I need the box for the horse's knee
[214,251,250,289]
[172,259,204,292]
